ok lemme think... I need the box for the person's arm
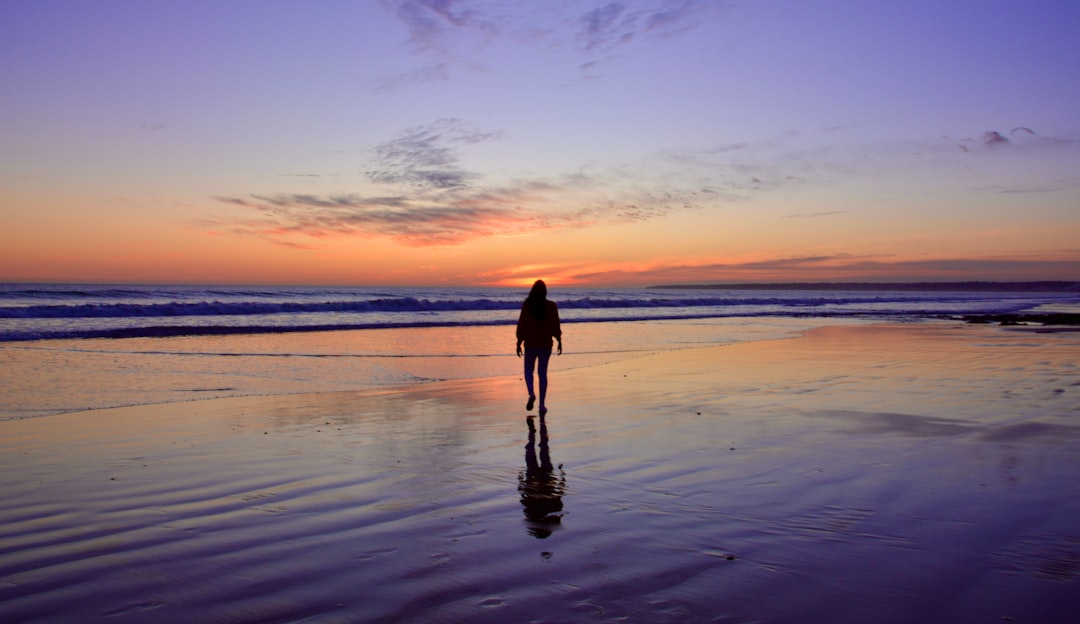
[516,305,526,357]
[552,302,562,355]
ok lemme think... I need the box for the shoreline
[2,322,1078,622]
[0,316,832,421]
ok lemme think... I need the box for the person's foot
[539,406,547,415]
[526,395,535,411]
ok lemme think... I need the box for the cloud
[385,0,488,49]
[958,127,1076,152]
[730,254,880,271]
[375,1,730,88]
[659,125,1080,203]
[576,1,717,54]
[372,0,495,89]
[210,118,1079,249]
[215,165,583,245]
[579,3,629,51]
[564,253,1080,285]
[214,165,695,247]
[982,130,1010,147]
[213,138,707,248]
[364,118,502,191]
[371,62,452,92]
[973,179,1080,194]
[658,136,832,199]
[217,192,535,245]
[781,210,845,219]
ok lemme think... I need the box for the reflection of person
[519,414,566,539]
[515,280,562,413]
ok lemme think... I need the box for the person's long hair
[525,280,547,319]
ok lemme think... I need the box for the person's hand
[557,341,562,355]
[516,342,523,357]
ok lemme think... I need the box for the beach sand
[1,323,1078,623]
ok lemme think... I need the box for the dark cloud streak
[570,254,1080,284]
[982,131,1010,147]
[217,192,534,245]
[959,126,1075,152]
[781,210,845,219]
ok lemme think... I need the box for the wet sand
[1,323,1078,623]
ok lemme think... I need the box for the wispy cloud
[374,1,730,89]
[210,120,1079,249]
[660,125,1080,201]
[212,116,709,246]
[369,0,494,91]
[578,3,629,52]
[576,1,718,53]
[390,0,482,39]
[214,169,693,247]
[371,62,453,92]
[364,118,501,190]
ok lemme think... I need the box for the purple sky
[2,0,1078,285]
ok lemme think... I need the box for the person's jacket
[516,300,561,349]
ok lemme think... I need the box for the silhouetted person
[519,414,566,538]
[515,279,562,413]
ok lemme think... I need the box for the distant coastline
[647,281,1080,292]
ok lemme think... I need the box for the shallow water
[0,316,847,420]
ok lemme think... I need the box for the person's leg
[536,348,552,411]
[524,348,537,409]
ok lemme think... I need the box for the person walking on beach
[516,280,562,413]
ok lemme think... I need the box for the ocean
[2,282,1078,420]
[4,282,1078,342]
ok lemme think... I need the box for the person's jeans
[523,346,553,407]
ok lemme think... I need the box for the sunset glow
[2,1,1078,286]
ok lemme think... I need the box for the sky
[2,0,1079,287]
